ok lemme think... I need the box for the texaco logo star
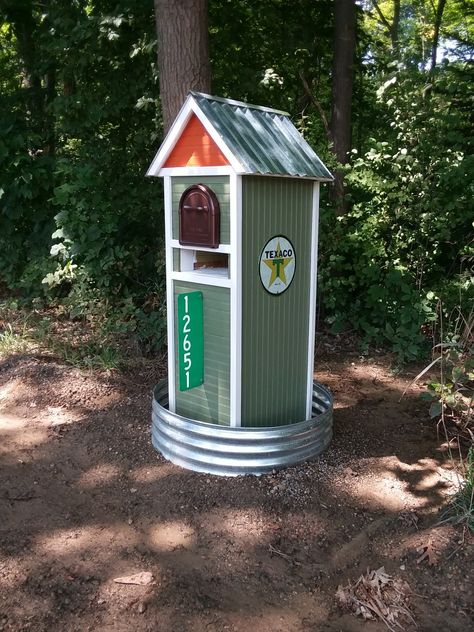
[259,236,296,295]
[263,239,293,288]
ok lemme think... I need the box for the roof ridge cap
[189,91,290,117]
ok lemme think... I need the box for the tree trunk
[391,0,400,54]
[330,0,356,214]
[44,66,56,155]
[154,0,211,134]
[430,0,447,72]
[3,1,43,125]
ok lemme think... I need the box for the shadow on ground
[0,352,472,632]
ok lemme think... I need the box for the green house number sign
[177,291,204,391]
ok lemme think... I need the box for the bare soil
[0,347,472,632]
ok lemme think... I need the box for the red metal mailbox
[179,183,220,248]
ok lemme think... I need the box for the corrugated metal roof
[190,92,333,181]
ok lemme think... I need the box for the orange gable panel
[163,114,230,168]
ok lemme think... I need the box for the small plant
[421,347,474,442]
[439,447,474,533]
[82,344,121,371]
[0,323,32,356]
[417,304,474,531]
[46,340,121,371]
[0,302,124,370]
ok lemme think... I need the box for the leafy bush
[318,65,474,360]
[0,106,56,293]
[0,2,167,352]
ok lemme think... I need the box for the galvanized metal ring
[151,380,333,476]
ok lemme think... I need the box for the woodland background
[0,0,472,362]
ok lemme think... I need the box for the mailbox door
[179,184,220,248]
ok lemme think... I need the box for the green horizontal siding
[241,176,314,427]
[174,281,230,425]
[171,176,230,245]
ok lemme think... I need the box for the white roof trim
[146,97,194,176]
[160,166,234,176]
[146,94,244,177]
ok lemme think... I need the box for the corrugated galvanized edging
[151,380,333,476]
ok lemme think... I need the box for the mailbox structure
[148,92,333,475]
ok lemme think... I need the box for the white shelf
[193,267,229,277]
[170,239,231,254]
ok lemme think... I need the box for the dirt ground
[0,345,472,632]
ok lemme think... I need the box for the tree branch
[371,0,393,36]
[299,71,331,141]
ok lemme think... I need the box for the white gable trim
[146,97,194,176]
[146,95,243,177]
[159,166,234,177]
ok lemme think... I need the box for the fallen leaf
[398,510,419,529]
[416,539,438,566]
[113,571,154,586]
[336,585,349,607]
[336,566,415,631]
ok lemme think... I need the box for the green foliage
[319,63,474,360]
[1,0,473,360]
[46,2,163,301]
[0,1,167,350]
[0,89,56,291]
[210,0,336,157]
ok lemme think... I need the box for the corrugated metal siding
[241,176,313,427]
[174,281,230,425]
[191,92,333,180]
[152,380,332,476]
[171,176,230,244]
